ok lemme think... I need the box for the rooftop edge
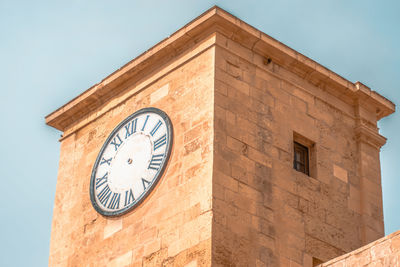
[45,6,395,131]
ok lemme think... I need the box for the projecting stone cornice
[45,6,395,131]
[355,125,387,149]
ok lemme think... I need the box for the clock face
[90,107,173,217]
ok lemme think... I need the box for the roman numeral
[142,178,151,190]
[100,157,112,166]
[153,134,166,151]
[150,120,163,136]
[141,115,150,131]
[107,192,121,209]
[98,184,112,206]
[148,154,164,170]
[95,172,108,189]
[124,189,135,207]
[110,133,123,151]
[124,118,137,139]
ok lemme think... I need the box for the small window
[293,142,309,175]
[293,132,316,177]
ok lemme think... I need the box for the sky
[0,0,399,266]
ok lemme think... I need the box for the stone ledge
[355,125,387,149]
[319,230,400,266]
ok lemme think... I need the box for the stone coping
[45,6,395,132]
[318,230,400,266]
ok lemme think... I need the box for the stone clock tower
[46,7,395,267]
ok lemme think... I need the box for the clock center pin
[127,158,133,164]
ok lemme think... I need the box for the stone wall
[319,230,400,266]
[48,8,392,266]
[48,41,216,266]
[212,32,385,266]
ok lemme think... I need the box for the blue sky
[0,1,399,266]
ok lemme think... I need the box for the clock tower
[46,7,395,266]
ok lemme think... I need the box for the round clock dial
[90,107,173,217]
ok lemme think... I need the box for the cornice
[355,125,387,149]
[45,6,395,132]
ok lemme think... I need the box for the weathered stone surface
[49,42,215,267]
[47,6,394,267]
[321,231,400,267]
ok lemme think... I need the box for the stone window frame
[293,132,316,178]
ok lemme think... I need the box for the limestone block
[108,251,132,267]
[370,239,392,261]
[184,260,198,267]
[150,83,169,104]
[333,164,348,183]
[103,219,122,239]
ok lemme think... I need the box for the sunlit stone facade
[46,6,395,266]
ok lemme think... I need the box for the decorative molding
[355,125,387,149]
[45,6,395,132]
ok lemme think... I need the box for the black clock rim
[89,107,173,217]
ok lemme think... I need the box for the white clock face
[90,108,173,216]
